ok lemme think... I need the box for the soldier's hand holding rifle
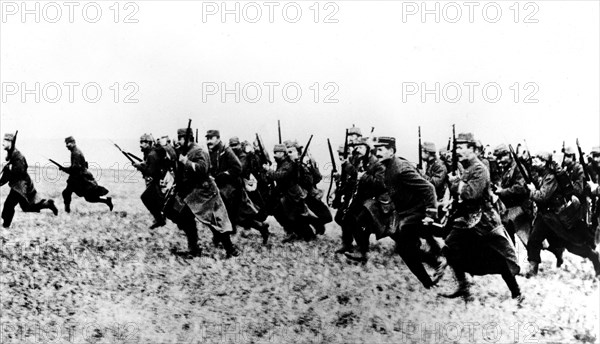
[179,154,189,165]
[526,183,536,193]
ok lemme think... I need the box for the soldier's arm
[458,164,487,200]
[266,162,293,182]
[572,164,585,197]
[184,150,210,179]
[224,149,243,178]
[66,150,86,174]
[424,161,447,190]
[360,163,386,194]
[530,174,557,202]
[498,168,528,197]
[399,166,437,208]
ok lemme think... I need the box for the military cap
[535,151,552,161]
[283,139,301,149]
[205,129,220,138]
[349,137,373,149]
[421,141,436,153]
[65,136,75,144]
[591,146,600,156]
[439,146,449,154]
[563,146,576,155]
[3,133,14,141]
[177,128,193,138]
[373,136,396,150]
[455,132,475,144]
[273,144,287,153]
[229,136,240,146]
[140,133,154,143]
[347,126,362,136]
[493,143,509,156]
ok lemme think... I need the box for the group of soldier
[2,123,600,302]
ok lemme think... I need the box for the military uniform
[336,139,386,254]
[1,134,58,227]
[61,137,112,212]
[526,152,600,277]
[265,144,315,241]
[442,133,521,300]
[493,144,532,246]
[421,142,448,202]
[165,129,238,257]
[229,136,269,244]
[207,130,244,233]
[134,134,168,229]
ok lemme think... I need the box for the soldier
[229,137,270,244]
[1,133,58,228]
[206,130,244,233]
[133,133,168,229]
[492,143,533,246]
[285,139,332,236]
[334,137,385,254]
[263,144,315,242]
[165,128,239,258]
[589,146,600,183]
[440,133,522,301]
[420,141,447,202]
[61,136,112,212]
[525,151,600,278]
[347,126,362,145]
[563,146,589,225]
[347,137,443,289]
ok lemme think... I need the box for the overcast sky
[1,1,599,168]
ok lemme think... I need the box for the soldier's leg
[176,207,201,255]
[526,217,549,271]
[563,243,600,276]
[23,199,58,216]
[394,223,435,288]
[62,186,73,212]
[83,195,113,211]
[501,272,521,298]
[216,231,240,257]
[1,190,21,227]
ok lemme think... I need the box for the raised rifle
[0,130,18,178]
[561,140,566,165]
[417,126,423,170]
[509,144,539,190]
[326,138,338,206]
[451,125,457,174]
[196,129,199,143]
[332,129,350,208]
[277,120,282,144]
[296,135,313,183]
[576,139,591,181]
[255,133,272,166]
[111,140,143,164]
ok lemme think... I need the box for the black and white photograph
[1,1,599,343]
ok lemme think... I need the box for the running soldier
[526,151,600,278]
[440,133,522,301]
[133,133,168,229]
[61,136,113,212]
[165,128,239,258]
[1,133,58,228]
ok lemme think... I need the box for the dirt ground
[1,169,599,343]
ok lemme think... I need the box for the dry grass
[1,169,599,343]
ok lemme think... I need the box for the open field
[1,168,599,343]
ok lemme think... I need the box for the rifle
[561,140,566,165]
[417,126,423,170]
[576,139,591,181]
[332,129,350,208]
[451,125,457,174]
[326,138,338,206]
[255,133,272,166]
[446,137,451,151]
[0,130,18,178]
[295,134,314,187]
[509,144,539,190]
[48,158,69,174]
[196,129,199,144]
[111,140,143,164]
[299,135,313,163]
[277,120,282,144]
